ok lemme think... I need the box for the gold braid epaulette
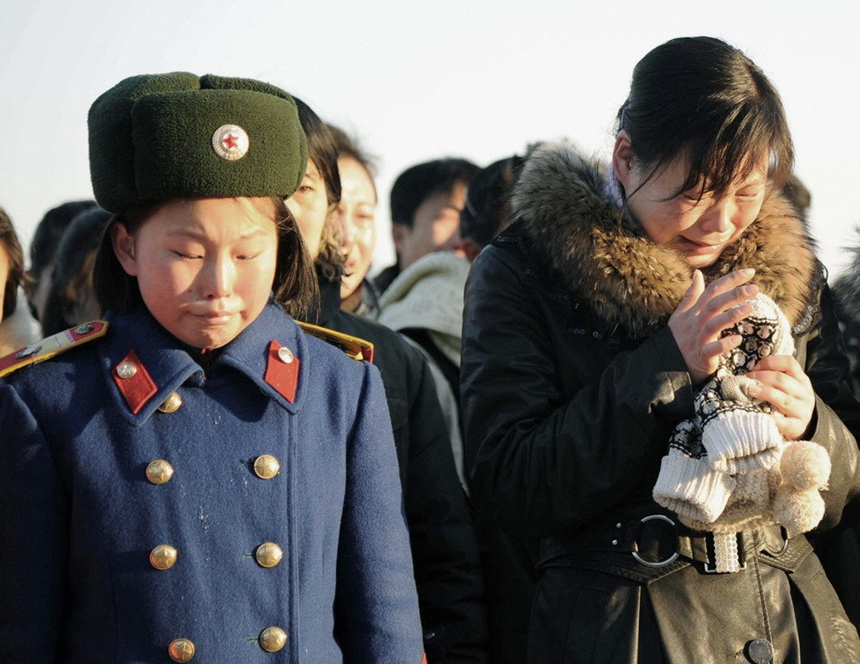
[296,321,375,364]
[0,321,109,378]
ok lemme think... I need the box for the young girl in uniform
[0,72,423,664]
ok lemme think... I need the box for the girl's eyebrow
[164,227,270,241]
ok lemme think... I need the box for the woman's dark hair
[0,206,26,321]
[93,197,319,323]
[460,155,524,249]
[616,36,793,198]
[327,123,379,201]
[293,97,341,210]
[41,207,112,335]
[291,97,344,280]
[28,200,97,280]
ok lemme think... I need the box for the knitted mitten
[700,294,794,472]
[653,419,736,525]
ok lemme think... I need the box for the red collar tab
[264,340,300,404]
[112,349,157,414]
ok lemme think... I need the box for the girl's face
[336,157,377,300]
[614,133,768,269]
[286,160,329,260]
[112,197,278,349]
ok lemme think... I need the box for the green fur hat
[88,72,308,212]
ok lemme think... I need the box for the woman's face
[614,135,768,269]
[286,160,329,260]
[112,197,278,349]
[336,157,377,300]
[0,241,9,320]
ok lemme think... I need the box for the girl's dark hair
[93,197,319,323]
[460,155,524,249]
[41,207,112,335]
[0,206,26,321]
[617,36,793,198]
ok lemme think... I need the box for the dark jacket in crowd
[0,303,423,663]
[373,262,401,296]
[317,277,487,664]
[816,244,860,629]
[461,143,860,664]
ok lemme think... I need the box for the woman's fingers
[702,283,759,319]
[746,355,815,440]
[675,268,706,314]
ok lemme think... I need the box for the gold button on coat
[168,638,196,662]
[150,544,178,570]
[259,626,288,652]
[146,460,174,485]
[253,454,280,479]
[116,361,138,379]
[255,542,283,568]
[157,392,183,413]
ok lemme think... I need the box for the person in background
[374,158,479,295]
[0,207,39,355]
[286,99,488,664]
[25,199,97,322]
[376,155,524,486]
[40,206,112,335]
[461,36,859,663]
[459,156,524,262]
[382,154,528,662]
[326,123,381,318]
[821,233,860,628]
[0,72,423,663]
[834,237,860,397]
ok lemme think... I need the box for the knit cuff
[702,408,783,473]
[653,453,736,525]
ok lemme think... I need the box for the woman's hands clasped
[668,268,814,440]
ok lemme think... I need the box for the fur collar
[512,142,817,337]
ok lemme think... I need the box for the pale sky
[2,0,858,279]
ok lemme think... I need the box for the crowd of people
[0,35,859,664]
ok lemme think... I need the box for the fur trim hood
[512,142,818,337]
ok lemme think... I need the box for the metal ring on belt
[631,514,680,567]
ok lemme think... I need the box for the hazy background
[2,0,858,279]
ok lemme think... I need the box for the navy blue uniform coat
[0,302,424,663]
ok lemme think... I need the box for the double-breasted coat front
[0,302,423,663]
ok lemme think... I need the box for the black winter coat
[317,278,487,664]
[461,143,860,664]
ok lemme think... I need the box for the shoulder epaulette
[0,321,109,378]
[297,321,375,364]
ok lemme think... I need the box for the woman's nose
[699,199,734,234]
[337,208,355,251]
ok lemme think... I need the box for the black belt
[543,513,807,574]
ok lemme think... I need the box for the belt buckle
[702,531,748,573]
[631,514,680,567]
[703,560,748,573]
